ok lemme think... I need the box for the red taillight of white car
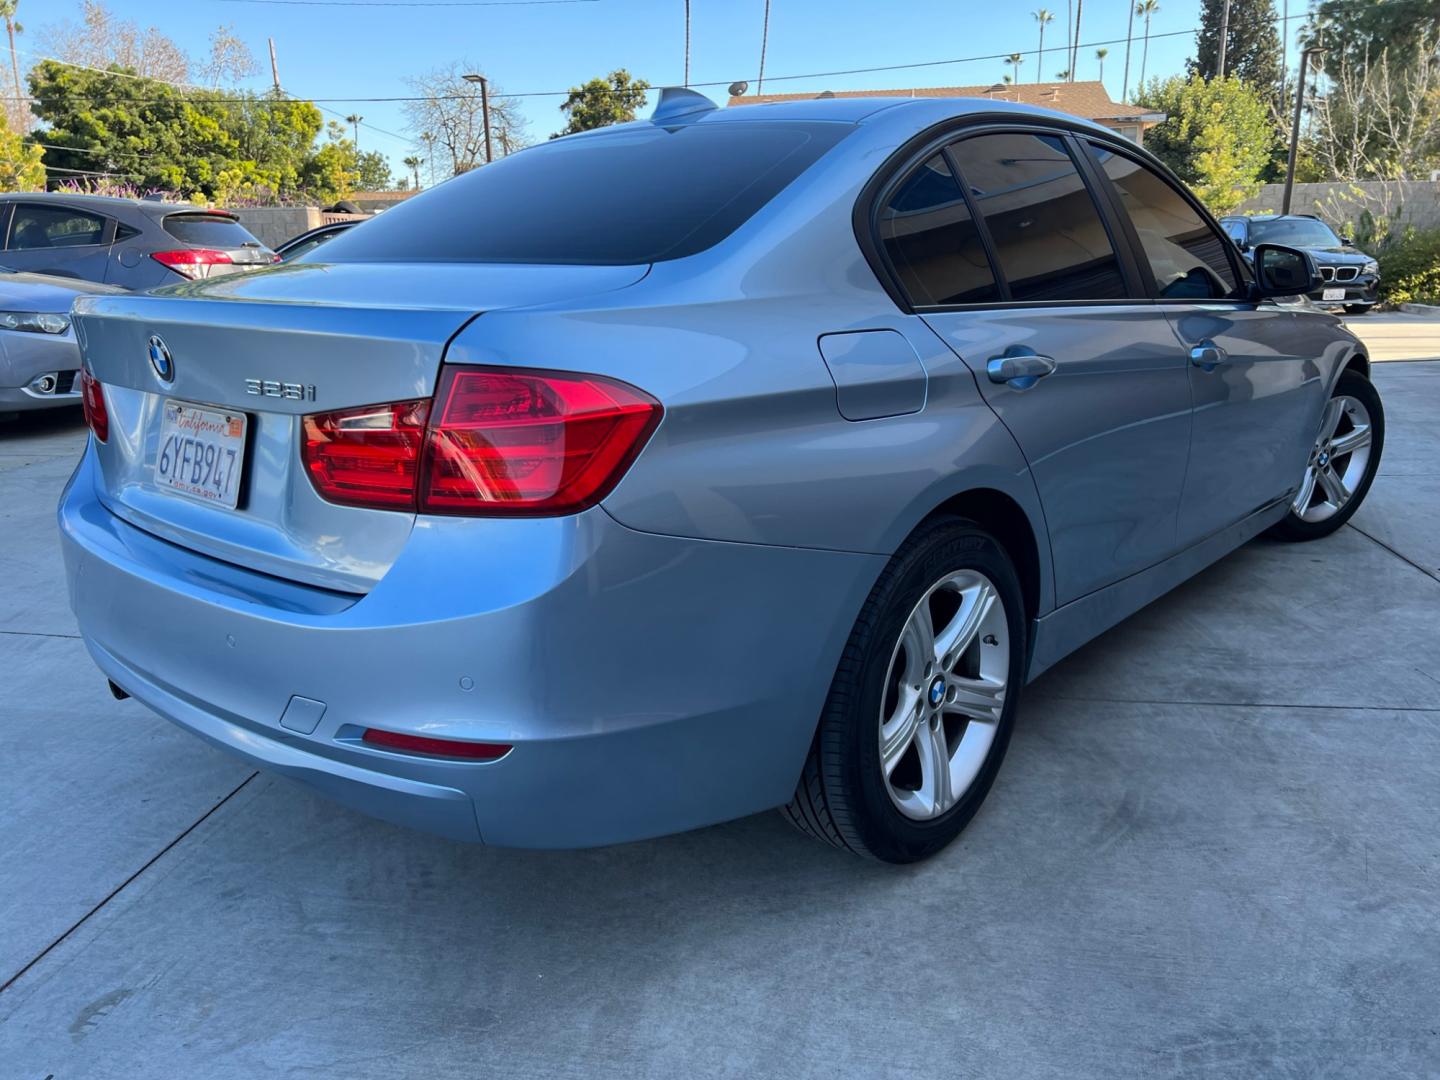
[151,248,233,280]
[301,367,662,516]
[80,369,109,443]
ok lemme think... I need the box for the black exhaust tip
[108,679,130,701]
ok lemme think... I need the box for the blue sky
[26,0,1308,176]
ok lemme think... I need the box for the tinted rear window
[318,122,852,266]
[163,214,265,249]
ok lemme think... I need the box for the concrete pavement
[2,362,1439,1079]
[1346,309,1440,362]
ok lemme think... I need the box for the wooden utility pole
[268,37,281,93]
[1217,0,1231,78]
[479,76,493,164]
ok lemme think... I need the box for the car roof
[0,191,236,220]
[567,90,1122,141]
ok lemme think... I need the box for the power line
[217,0,597,5]
[6,3,1393,122]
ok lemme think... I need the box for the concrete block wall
[1234,181,1440,233]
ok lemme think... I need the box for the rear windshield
[1248,218,1342,248]
[317,121,852,266]
[163,214,265,249]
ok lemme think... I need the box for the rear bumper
[60,444,882,847]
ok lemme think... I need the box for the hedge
[1378,228,1440,306]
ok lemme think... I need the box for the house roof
[727,81,1159,124]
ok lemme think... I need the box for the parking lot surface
[2,360,1438,1079]
[1348,310,1440,363]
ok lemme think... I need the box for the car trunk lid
[73,261,648,592]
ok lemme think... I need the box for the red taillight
[151,248,233,280]
[80,368,108,442]
[361,728,511,760]
[300,367,662,516]
[301,399,430,509]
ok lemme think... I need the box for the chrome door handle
[987,350,1057,389]
[1189,341,1228,370]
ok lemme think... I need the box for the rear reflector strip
[361,728,511,761]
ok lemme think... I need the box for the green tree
[1135,74,1274,212]
[1308,0,1440,80]
[28,60,328,202]
[556,69,650,137]
[1191,0,1282,96]
[0,107,43,190]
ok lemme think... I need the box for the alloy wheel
[1293,394,1374,523]
[878,570,1010,821]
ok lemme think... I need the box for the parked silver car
[0,193,275,290]
[61,90,1383,862]
[0,266,122,415]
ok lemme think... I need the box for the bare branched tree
[401,62,529,178]
[196,24,258,88]
[37,0,189,82]
[1309,36,1440,182]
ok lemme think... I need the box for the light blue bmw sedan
[61,89,1382,862]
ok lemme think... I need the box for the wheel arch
[920,487,1046,626]
[1342,351,1370,381]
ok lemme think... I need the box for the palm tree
[1096,46,1109,83]
[683,0,691,86]
[1056,69,1071,80]
[403,155,422,190]
[1071,0,1085,80]
[0,0,23,130]
[1122,0,1137,101]
[1137,0,1159,90]
[1032,10,1054,82]
[1002,73,1014,84]
[1065,0,1073,81]
[1007,52,1024,84]
[345,113,363,149]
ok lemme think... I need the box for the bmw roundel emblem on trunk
[148,335,174,382]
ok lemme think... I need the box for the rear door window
[7,204,109,250]
[1084,142,1239,299]
[163,214,265,249]
[947,132,1129,302]
[317,122,852,266]
[877,154,999,306]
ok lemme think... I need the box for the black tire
[1343,304,1371,315]
[782,517,1027,863]
[1271,369,1384,541]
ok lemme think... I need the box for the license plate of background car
[1322,287,1346,301]
[154,400,247,509]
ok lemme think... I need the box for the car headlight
[0,311,70,334]
[1363,261,1379,276]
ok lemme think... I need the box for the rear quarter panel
[443,117,1055,613]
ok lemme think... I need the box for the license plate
[155,400,247,509]
[1322,287,1345,301]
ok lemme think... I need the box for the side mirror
[1340,235,1355,246]
[1252,244,1321,299]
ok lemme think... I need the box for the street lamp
[462,72,493,165]
[1282,41,1327,215]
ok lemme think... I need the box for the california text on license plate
[1322,287,1346,301]
[155,400,247,509]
